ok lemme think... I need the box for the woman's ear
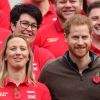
[4,56,7,61]
[64,33,67,38]
[11,23,16,32]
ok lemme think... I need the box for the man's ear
[90,32,93,42]
[11,23,16,32]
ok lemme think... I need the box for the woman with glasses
[0,34,51,100]
[10,4,55,79]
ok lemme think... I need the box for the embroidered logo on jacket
[27,91,36,99]
[47,38,59,42]
[0,92,8,96]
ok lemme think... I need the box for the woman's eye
[10,47,16,51]
[20,47,26,51]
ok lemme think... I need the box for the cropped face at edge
[89,8,100,37]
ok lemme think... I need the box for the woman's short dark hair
[10,4,42,26]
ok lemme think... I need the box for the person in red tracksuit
[10,4,55,79]
[0,35,51,100]
[34,0,83,58]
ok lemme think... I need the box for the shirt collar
[3,76,29,87]
[47,2,56,14]
[64,51,98,70]
[54,18,64,32]
[91,44,100,56]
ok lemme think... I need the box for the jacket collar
[64,51,98,70]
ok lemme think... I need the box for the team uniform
[40,2,57,27]
[33,45,55,79]
[0,77,51,100]
[0,28,10,51]
[24,1,57,28]
[39,51,100,100]
[0,0,11,29]
[35,19,68,57]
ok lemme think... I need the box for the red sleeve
[0,0,11,29]
[0,10,10,29]
[39,47,55,69]
[0,27,10,51]
[37,82,51,100]
[0,0,11,14]
[34,46,55,70]
[34,26,47,47]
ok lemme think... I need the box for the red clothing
[0,10,10,30]
[24,1,57,27]
[0,77,51,100]
[81,9,86,15]
[0,27,10,51]
[91,44,100,57]
[0,0,11,29]
[33,46,55,79]
[34,19,68,57]
[40,2,57,27]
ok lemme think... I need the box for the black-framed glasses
[19,20,38,31]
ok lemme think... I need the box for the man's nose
[65,1,72,7]
[78,38,84,45]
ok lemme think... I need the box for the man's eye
[70,0,76,3]
[91,17,98,21]
[72,36,78,39]
[59,1,66,3]
[82,36,88,39]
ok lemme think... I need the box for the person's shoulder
[95,56,100,65]
[36,82,50,92]
[37,22,55,33]
[34,46,54,57]
[37,81,47,88]
[92,53,100,68]
[43,56,64,70]
[36,82,51,99]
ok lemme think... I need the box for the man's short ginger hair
[64,14,93,37]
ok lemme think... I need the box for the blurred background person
[0,0,11,29]
[87,1,100,56]
[0,28,10,52]
[0,0,11,52]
